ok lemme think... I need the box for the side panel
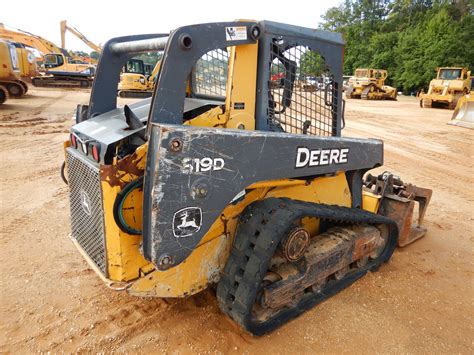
[142,124,383,270]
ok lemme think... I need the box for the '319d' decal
[183,157,225,173]
[295,147,349,168]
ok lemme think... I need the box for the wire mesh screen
[193,49,229,98]
[268,43,337,136]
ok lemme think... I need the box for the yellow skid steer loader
[63,21,432,335]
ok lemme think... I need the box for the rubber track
[216,197,398,335]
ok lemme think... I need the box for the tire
[18,80,28,94]
[6,83,25,98]
[0,86,7,105]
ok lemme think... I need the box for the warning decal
[225,26,247,41]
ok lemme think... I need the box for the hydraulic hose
[61,161,68,185]
[113,176,144,235]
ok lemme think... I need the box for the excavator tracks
[217,198,398,335]
[32,76,93,89]
[117,90,153,98]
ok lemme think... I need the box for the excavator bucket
[448,94,474,129]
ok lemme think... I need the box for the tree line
[319,0,473,93]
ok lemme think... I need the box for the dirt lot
[1,88,473,353]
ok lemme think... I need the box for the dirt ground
[1,88,473,353]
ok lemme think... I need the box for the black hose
[61,161,68,185]
[113,176,144,235]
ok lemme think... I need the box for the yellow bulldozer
[419,67,471,109]
[0,39,29,103]
[62,21,432,335]
[346,68,397,100]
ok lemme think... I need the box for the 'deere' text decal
[295,147,349,168]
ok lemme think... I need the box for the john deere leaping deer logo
[172,207,202,238]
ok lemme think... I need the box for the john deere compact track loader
[63,21,432,335]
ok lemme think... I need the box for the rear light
[70,133,77,148]
[91,143,101,162]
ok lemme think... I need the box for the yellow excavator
[0,24,95,88]
[346,68,397,100]
[0,39,29,103]
[420,67,471,109]
[117,59,161,98]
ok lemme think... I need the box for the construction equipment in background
[346,68,397,100]
[0,40,28,102]
[11,42,39,81]
[117,59,161,98]
[0,24,95,88]
[63,21,432,335]
[448,93,474,129]
[420,67,471,109]
[31,52,95,88]
[60,20,101,63]
[0,85,7,105]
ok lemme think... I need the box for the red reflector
[92,144,100,162]
[70,134,77,148]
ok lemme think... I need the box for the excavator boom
[60,20,102,53]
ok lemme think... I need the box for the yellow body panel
[15,47,38,79]
[0,41,20,81]
[128,172,352,297]
[99,144,154,281]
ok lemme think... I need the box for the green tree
[319,0,474,93]
[300,51,327,77]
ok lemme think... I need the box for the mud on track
[0,89,473,353]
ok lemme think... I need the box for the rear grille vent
[66,148,107,276]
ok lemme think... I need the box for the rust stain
[100,150,145,188]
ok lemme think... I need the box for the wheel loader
[0,39,28,102]
[63,21,432,335]
[346,68,397,100]
[419,67,471,109]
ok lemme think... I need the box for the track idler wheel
[281,226,310,262]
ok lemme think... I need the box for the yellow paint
[129,233,232,297]
[362,190,380,213]
[99,144,153,281]
[224,44,258,130]
[183,43,258,130]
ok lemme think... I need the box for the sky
[1,0,336,53]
